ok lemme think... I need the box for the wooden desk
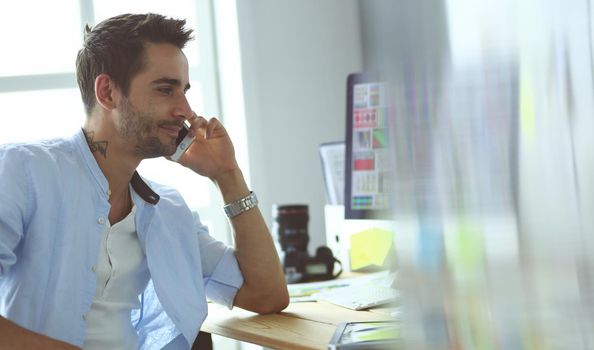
[202,301,394,350]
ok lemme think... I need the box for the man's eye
[158,87,173,94]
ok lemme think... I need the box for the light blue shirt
[0,130,244,349]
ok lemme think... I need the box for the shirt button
[83,313,87,321]
[97,217,106,225]
[91,266,96,273]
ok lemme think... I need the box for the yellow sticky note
[350,228,394,271]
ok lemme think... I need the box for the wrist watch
[223,191,259,218]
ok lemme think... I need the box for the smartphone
[170,122,195,162]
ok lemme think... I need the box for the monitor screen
[345,72,393,220]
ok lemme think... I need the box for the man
[0,13,288,349]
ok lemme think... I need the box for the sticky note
[350,227,394,271]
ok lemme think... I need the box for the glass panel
[0,0,81,76]
[446,0,518,64]
[0,88,84,144]
[93,0,200,67]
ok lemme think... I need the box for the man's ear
[94,73,119,111]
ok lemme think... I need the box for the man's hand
[175,114,239,181]
[174,114,289,314]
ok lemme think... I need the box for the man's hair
[76,13,194,116]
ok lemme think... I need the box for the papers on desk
[288,271,397,310]
[328,321,400,350]
[289,279,352,303]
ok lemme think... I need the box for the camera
[273,204,342,283]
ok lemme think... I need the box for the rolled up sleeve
[0,147,30,275]
[192,212,244,309]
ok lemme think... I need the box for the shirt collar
[72,129,160,205]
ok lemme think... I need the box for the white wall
[235,0,363,252]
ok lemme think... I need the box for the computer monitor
[344,72,393,220]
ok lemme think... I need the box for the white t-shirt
[84,205,150,350]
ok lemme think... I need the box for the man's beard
[118,97,177,159]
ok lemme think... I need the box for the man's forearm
[214,168,289,313]
[0,316,80,350]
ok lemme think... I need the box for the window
[0,0,230,243]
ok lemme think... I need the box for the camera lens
[273,204,310,252]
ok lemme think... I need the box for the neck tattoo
[83,130,108,158]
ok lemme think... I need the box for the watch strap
[223,191,259,218]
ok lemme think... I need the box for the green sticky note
[445,217,485,277]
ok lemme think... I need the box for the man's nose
[173,94,192,120]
